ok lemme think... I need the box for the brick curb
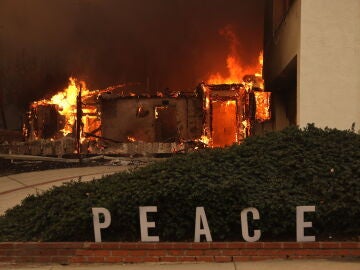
[0,242,359,264]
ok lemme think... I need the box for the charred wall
[100,97,203,143]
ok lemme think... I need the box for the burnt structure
[199,83,271,147]
[99,94,203,143]
[15,81,271,156]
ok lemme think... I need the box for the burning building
[15,46,271,156]
[199,82,271,147]
[12,37,272,157]
[19,72,270,156]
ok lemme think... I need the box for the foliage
[0,124,359,241]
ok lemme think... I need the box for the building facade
[264,0,360,131]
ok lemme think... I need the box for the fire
[201,26,270,147]
[154,106,168,119]
[207,25,263,86]
[211,100,237,147]
[199,135,210,145]
[30,77,99,139]
[208,56,251,84]
[127,136,136,142]
[225,100,234,106]
[208,51,263,87]
[255,51,263,78]
[254,91,271,122]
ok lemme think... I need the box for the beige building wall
[264,0,360,131]
[299,0,360,130]
[264,0,302,130]
[265,0,301,85]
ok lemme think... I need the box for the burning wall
[199,83,271,147]
[24,78,101,142]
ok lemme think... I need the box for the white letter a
[194,207,212,242]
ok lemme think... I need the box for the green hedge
[0,124,359,241]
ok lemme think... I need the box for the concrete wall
[101,97,202,142]
[264,0,360,130]
[299,0,360,129]
[264,0,301,84]
[264,0,301,130]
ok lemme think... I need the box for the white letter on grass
[139,206,159,242]
[194,207,212,242]
[241,207,261,242]
[92,207,111,242]
[296,206,316,242]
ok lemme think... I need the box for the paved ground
[0,260,359,270]
[0,165,130,214]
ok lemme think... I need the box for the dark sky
[0,0,264,118]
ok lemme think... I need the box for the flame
[225,100,234,106]
[254,91,271,122]
[208,51,263,86]
[199,135,210,145]
[208,56,250,84]
[201,26,269,147]
[30,77,100,139]
[154,106,168,119]
[211,100,237,147]
[207,26,264,89]
[156,91,164,97]
[254,51,263,77]
[127,136,136,142]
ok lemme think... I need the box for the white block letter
[139,206,159,242]
[92,207,111,242]
[240,207,261,242]
[296,206,316,242]
[194,207,212,242]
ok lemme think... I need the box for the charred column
[76,83,83,159]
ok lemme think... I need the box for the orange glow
[208,51,263,86]
[156,91,164,97]
[127,136,136,142]
[208,56,252,84]
[30,77,100,139]
[225,100,234,106]
[154,106,168,119]
[211,100,237,147]
[254,51,263,77]
[254,91,271,122]
[207,26,263,86]
[199,135,210,145]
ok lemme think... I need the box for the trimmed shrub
[0,124,359,241]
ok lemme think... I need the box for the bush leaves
[0,124,359,241]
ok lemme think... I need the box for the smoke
[0,0,264,118]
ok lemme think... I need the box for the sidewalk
[0,260,359,270]
[0,165,129,214]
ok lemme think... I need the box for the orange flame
[30,77,99,138]
[254,91,271,122]
[207,26,263,87]
[199,135,210,145]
